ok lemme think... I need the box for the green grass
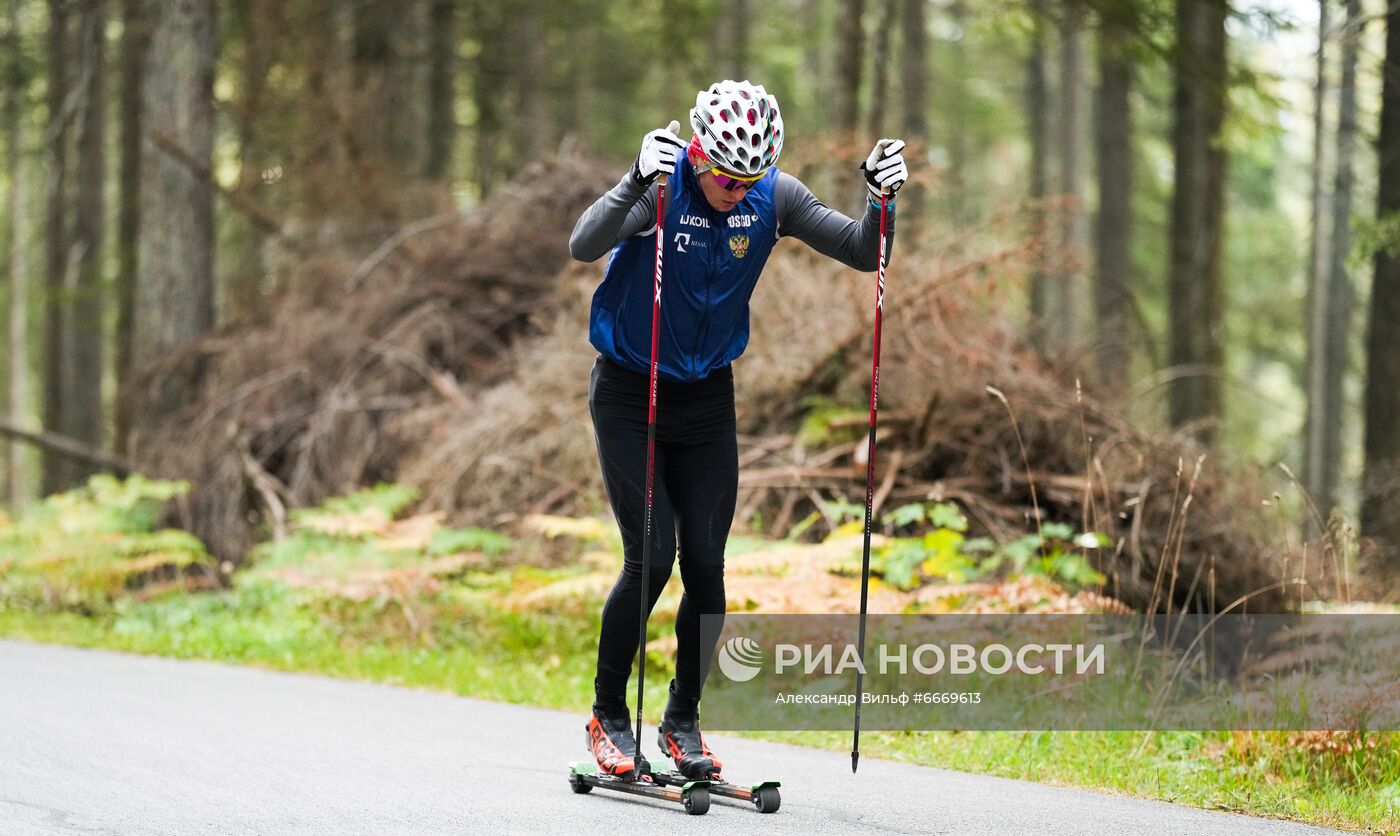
[754,729,1396,833]
[1,588,1393,834]
[0,579,632,708]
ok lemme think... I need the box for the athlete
[570,79,909,781]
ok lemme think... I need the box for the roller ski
[650,712,782,814]
[567,708,712,815]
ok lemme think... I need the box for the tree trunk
[513,0,546,167]
[901,0,926,139]
[1054,0,1090,353]
[658,0,685,112]
[806,0,831,133]
[730,0,751,79]
[115,0,147,457]
[834,0,864,136]
[899,0,927,233]
[1167,0,1227,443]
[1094,6,1133,390]
[1362,0,1400,563]
[296,0,351,216]
[385,1,428,172]
[41,0,70,494]
[1308,0,1360,529]
[868,0,896,135]
[1027,2,1053,352]
[222,0,267,323]
[946,0,969,226]
[425,0,455,181]
[131,0,215,423]
[472,0,504,198]
[355,0,420,165]
[1303,0,1332,520]
[65,0,107,484]
[353,0,428,184]
[796,0,835,198]
[6,0,30,506]
[556,4,592,142]
[1319,0,1359,519]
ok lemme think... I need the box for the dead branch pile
[730,237,1318,613]
[127,157,615,564]
[129,156,1325,612]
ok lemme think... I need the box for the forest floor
[0,480,1395,834]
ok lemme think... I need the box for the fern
[843,500,1106,591]
[0,475,213,612]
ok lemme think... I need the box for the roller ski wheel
[568,761,710,813]
[753,784,781,813]
[682,786,710,816]
[652,769,782,813]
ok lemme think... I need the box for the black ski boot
[586,707,649,781]
[657,712,723,781]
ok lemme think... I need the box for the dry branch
[0,421,131,474]
[149,131,287,237]
[345,212,460,293]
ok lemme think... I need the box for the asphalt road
[0,639,1355,835]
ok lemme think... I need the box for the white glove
[861,138,908,197]
[633,120,685,185]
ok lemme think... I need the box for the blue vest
[589,158,779,382]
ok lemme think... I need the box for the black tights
[589,357,737,717]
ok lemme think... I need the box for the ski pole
[634,174,668,777]
[852,191,890,774]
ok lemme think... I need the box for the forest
[2,0,1400,829]
[19,3,1400,577]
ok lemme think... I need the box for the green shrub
[241,484,518,649]
[0,475,214,612]
[833,501,1107,591]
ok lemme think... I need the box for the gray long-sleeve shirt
[569,169,893,272]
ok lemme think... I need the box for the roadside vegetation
[1,478,1394,834]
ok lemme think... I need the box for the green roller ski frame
[652,770,782,814]
[567,762,712,815]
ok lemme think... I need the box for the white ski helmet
[689,80,784,177]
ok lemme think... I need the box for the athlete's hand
[860,138,908,196]
[633,120,686,186]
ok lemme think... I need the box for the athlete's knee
[619,527,678,572]
[678,557,725,601]
[678,542,726,574]
[619,553,676,583]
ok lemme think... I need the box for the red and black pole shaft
[634,176,668,775]
[852,192,890,774]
